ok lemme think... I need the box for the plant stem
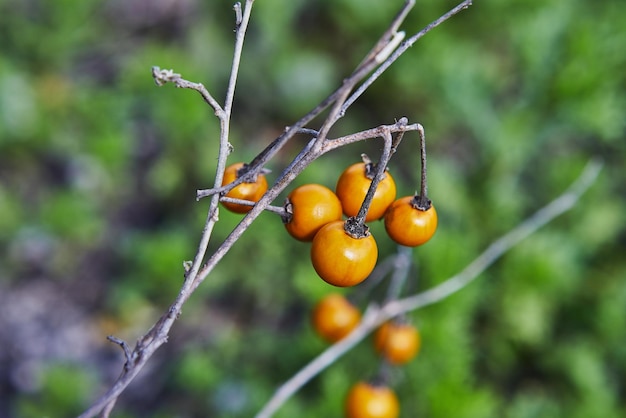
[340,0,473,116]
[413,125,431,209]
[254,159,602,418]
[352,127,395,230]
[78,0,475,415]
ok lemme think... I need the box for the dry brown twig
[76,1,490,417]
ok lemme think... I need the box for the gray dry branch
[77,1,473,417]
[255,159,603,418]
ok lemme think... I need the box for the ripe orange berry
[283,184,343,241]
[311,293,361,343]
[373,321,421,365]
[336,162,396,222]
[384,196,437,246]
[311,220,378,287]
[345,381,399,418]
[221,162,268,214]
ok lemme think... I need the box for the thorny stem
[254,159,602,418]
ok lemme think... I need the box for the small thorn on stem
[107,336,133,371]
[233,3,243,27]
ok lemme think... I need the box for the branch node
[151,66,181,86]
[106,336,133,371]
[233,3,243,27]
[183,260,193,274]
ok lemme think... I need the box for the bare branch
[78,3,260,417]
[106,336,132,371]
[79,2,476,416]
[218,196,287,215]
[354,0,415,73]
[254,159,602,418]
[258,307,384,418]
[320,120,420,153]
[340,0,473,116]
[187,0,256,285]
[151,66,224,117]
[245,0,419,176]
[385,159,603,317]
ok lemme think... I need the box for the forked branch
[78,1,474,417]
[255,159,602,418]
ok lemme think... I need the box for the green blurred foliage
[0,0,625,417]
[14,363,96,417]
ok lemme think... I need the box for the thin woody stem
[413,124,431,209]
[419,126,427,199]
[354,126,396,226]
[186,0,256,283]
[345,117,408,235]
[78,1,474,416]
[244,0,418,178]
[77,2,258,417]
[151,66,224,117]
[219,196,286,215]
[197,123,418,200]
[254,159,602,418]
[340,0,473,116]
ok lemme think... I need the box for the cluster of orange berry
[220,159,438,288]
[221,158,433,417]
[312,293,420,418]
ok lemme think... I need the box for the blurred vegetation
[0,0,625,417]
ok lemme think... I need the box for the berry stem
[220,196,286,216]
[352,129,394,228]
[413,125,432,210]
